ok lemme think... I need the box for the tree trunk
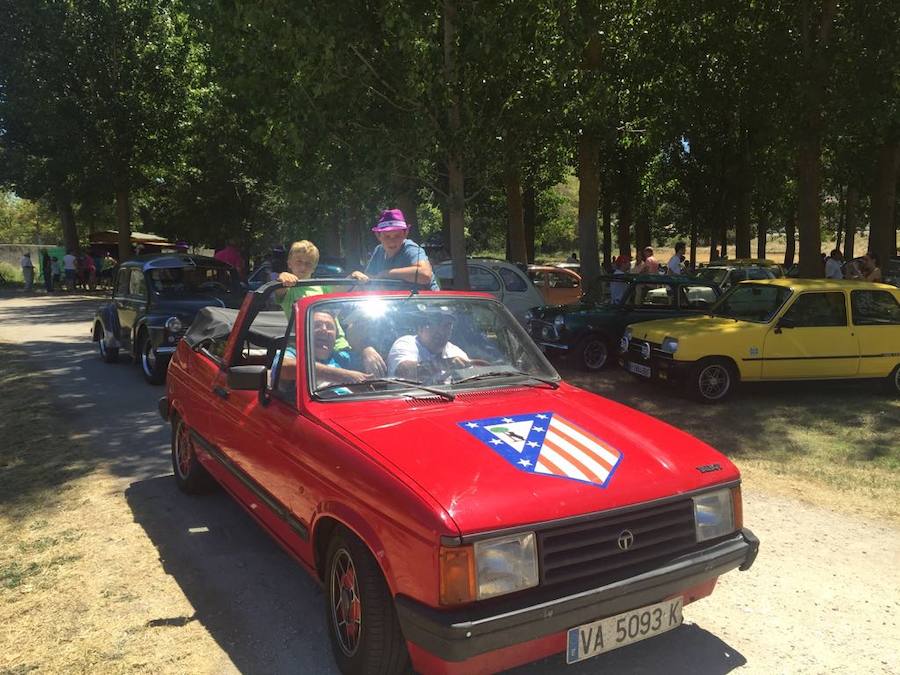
[397,191,419,242]
[870,138,900,267]
[835,184,845,250]
[601,191,612,271]
[795,0,837,278]
[443,0,469,289]
[756,206,769,260]
[689,212,697,272]
[523,183,536,263]
[635,210,650,253]
[784,213,796,267]
[735,131,752,259]
[844,185,858,260]
[341,208,364,270]
[58,196,78,253]
[617,193,632,258]
[709,229,718,261]
[797,138,823,277]
[321,222,342,259]
[719,218,728,260]
[115,189,131,262]
[576,133,601,282]
[505,168,528,264]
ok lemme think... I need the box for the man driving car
[387,307,470,381]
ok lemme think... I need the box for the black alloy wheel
[324,528,410,675]
[96,324,119,363]
[139,332,167,385]
[576,335,610,371]
[688,357,737,403]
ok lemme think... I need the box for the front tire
[171,417,212,494]
[325,528,410,675]
[139,332,167,385]
[687,357,737,403]
[574,335,610,371]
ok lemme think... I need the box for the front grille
[538,499,697,586]
[627,338,671,361]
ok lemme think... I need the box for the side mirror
[227,364,267,390]
[774,317,795,333]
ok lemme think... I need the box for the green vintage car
[526,274,721,370]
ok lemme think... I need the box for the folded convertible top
[184,307,288,348]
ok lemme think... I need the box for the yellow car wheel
[687,357,737,403]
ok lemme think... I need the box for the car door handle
[213,386,229,400]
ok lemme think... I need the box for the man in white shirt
[667,242,686,275]
[824,249,843,279]
[388,308,469,381]
[62,251,77,291]
[20,252,34,291]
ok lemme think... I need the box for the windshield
[306,296,559,400]
[694,268,728,285]
[711,284,792,323]
[149,266,241,295]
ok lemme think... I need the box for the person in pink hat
[349,209,439,290]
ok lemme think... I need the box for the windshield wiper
[315,377,455,401]
[452,370,560,389]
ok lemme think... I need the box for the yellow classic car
[620,279,900,402]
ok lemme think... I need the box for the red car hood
[327,385,739,535]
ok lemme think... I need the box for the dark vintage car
[92,255,244,384]
[526,275,721,371]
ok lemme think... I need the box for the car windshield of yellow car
[711,284,792,323]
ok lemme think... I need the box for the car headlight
[165,316,183,333]
[661,336,679,354]
[692,488,735,542]
[438,532,539,605]
[474,532,538,599]
[524,310,534,323]
[553,315,565,331]
[623,327,633,340]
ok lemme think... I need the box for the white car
[434,259,545,323]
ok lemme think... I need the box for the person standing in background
[41,251,53,292]
[641,247,660,274]
[63,250,76,291]
[824,249,843,279]
[214,238,246,278]
[20,251,34,291]
[667,242,686,275]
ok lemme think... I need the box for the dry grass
[0,343,220,674]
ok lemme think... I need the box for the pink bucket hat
[372,208,408,232]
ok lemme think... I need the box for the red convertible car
[159,280,758,674]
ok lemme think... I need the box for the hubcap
[330,549,362,656]
[142,340,156,376]
[174,422,193,479]
[699,364,730,400]
[584,340,608,369]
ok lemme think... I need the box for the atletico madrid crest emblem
[459,412,623,488]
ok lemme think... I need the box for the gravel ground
[0,291,898,675]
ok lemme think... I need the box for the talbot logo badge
[617,529,635,551]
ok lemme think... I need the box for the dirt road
[1,292,898,674]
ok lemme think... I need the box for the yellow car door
[762,291,859,379]
[850,289,900,377]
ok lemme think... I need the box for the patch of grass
[0,343,95,520]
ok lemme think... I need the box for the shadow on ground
[560,363,900,469]
[126,476,747,675]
